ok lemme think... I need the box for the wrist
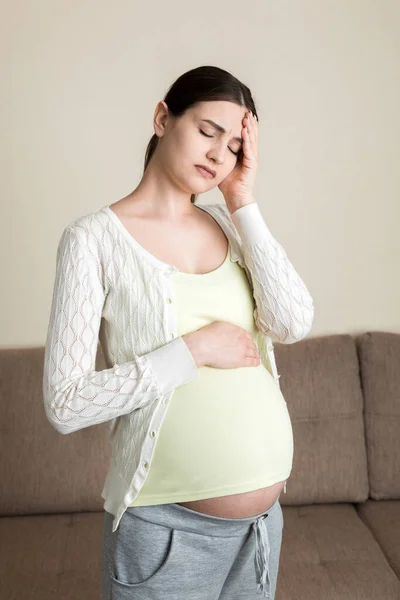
[182,332,206,368]
[225,196,257,215]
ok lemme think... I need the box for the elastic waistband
[125,497,280,538]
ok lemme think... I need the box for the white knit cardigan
[43,200,314,532]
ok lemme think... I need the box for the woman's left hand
[218,110,258,212]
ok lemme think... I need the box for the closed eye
[199,129,241,156]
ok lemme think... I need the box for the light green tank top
[130,244,293,506]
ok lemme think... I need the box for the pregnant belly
[167,362,293,518]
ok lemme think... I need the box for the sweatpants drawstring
[253,514,272,598]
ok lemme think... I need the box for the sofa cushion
[0,511,103,598]
[277,502,400,598]
[356,331,400,499]
[355,499,400,582]
[275,334,369,503]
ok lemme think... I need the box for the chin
[190,180,214,193]
[194,175,217,188]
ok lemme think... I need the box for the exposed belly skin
[177,479,286,518]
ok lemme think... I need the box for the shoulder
[57,206,110,261]
[65,205,108,233]
[59,205,113,244]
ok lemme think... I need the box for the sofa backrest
[277,333,369,504]
[0,331,397,517]
[0,346,111,518]
[356,331,400,500]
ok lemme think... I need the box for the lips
[195,165,216,178]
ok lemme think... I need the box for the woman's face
[155,100,248,194]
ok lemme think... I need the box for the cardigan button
[167,297,172,303]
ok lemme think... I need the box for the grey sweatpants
[102,497,284,599]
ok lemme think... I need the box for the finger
[244,121,256,157]
[242,125,252,157]
[246,112,258,145]
[248,113,258,143]
[250,112,258,141]
[249,114,259,155]
[247,119,256,145]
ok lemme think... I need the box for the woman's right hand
[182,321,261,369]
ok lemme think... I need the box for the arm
[225,202,314,344]
[43,226,199,435]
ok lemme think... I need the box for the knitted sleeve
[42,225,199,435]
[227,202,314,344]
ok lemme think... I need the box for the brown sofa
[1,331,399,599]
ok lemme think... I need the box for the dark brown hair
[143,65,258,204]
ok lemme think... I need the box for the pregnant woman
[43,65,314,599]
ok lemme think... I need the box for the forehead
[192,100,245,121]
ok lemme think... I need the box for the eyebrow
[199,119,243,144]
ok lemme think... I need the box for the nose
[207,143,226,165]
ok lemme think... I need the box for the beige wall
[3,1,399,347]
